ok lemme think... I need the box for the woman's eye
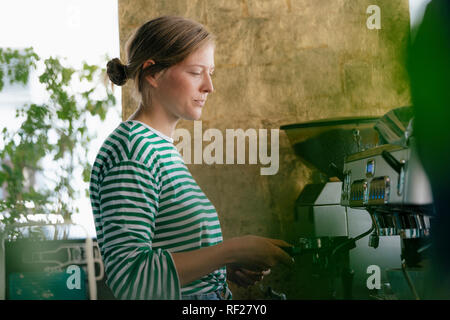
[190,72,201,76]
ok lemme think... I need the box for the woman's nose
[202,74,214,93]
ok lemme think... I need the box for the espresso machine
[281,107,434,299]
[340,136,433,299]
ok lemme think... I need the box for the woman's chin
[184,110,203,121]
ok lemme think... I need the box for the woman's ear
[142,59,159,88]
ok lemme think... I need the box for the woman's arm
[171,235,294,286]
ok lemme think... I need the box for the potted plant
[0,47,118,299]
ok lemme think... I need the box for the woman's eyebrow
[187,64,215,70]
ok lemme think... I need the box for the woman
[90,16,293,300]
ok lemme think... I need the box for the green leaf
[0,47,118,229]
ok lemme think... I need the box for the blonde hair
[107,16,215,105]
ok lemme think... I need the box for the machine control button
[367,176,390,205]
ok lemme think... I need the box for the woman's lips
[194,99,206,106]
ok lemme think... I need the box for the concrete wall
[118,0,411,299]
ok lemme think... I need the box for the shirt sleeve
[97,160,181,300]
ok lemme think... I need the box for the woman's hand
[172,235,293,287]
[227,265,271,288]
[226,235,294,271]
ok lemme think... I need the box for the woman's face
[152,43,215,121]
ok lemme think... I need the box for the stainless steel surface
[295,182,348,237]
[340,139,433,241]
[405,142,434,205]
[341,140,433,207]
[285,111,433,299]
[294,181,402,299]
[347,208,402,298]
[386,268,428,300]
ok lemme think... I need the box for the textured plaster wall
[117,0,411,299]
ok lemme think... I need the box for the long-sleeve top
[89,120,230,299]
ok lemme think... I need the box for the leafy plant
[0,47,117,234]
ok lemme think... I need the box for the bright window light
[0,0,122,238]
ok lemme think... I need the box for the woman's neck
[128,103,178,138]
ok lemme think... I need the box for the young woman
[90,16,293,300]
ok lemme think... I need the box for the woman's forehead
[181,43,215,68]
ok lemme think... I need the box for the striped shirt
[89,120,230,300]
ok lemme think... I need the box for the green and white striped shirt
[89,120,230,299]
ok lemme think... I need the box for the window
[0,0,121,237]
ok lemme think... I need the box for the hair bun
[107,58,128,86]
